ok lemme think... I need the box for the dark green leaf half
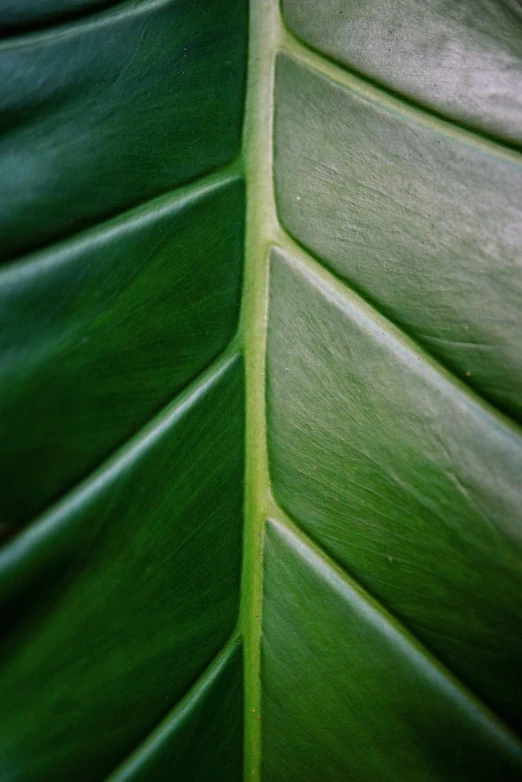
[108,640,243,782]
[0,0,247,260]
[0,353,244,782]
[0,172,244,530]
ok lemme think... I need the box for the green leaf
[273,53,522,420]
[1,1,521,780]
[0,173,244,527]
[0,1,119,33]
[281,0,522,147]
[0,0,246,260]
[0,353,244,781]
[107,640,243,782]
[267,243,522,734]
[262,518,522,781]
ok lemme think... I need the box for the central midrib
[239,1,281,780]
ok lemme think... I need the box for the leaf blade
[261,516,522,781]
[267,242,522,731]
[0,353,244,782]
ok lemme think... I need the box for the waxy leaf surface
[1,0,521,779]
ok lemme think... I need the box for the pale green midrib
[105,630,242,782]
[238,2,282,780]
[0,339,242,589]
[280,26,522,165]
[272,227,522,441]
[265,504,522,760]
[0,158,243,275]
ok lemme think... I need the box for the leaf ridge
[0,342,242,589]
[239,2,284,781]
[272,228,522,440]
[105,632,242,782]
[0,157,243,269]
[0,162,242,278]
[0,0,124,40]
[0,0,190,50]
[265,501,522,757]
[279,24,522,160]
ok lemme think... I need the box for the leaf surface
[0,174,244,528]
[262,517,522,781]
[0,0,247,260]
[1,0,522,780]
[267,244,522,732]
[0,0,118,32]
[274,53,522,420]
[282,0,522,146]
[108,640,244,782]
[0,355,244,781]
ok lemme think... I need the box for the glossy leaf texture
[274,54,522,421]
[107,641,244,782]
[282,0,522,147]
[2,0,522,780]
[0,174,244,529]
[266,245,522,735]
[0,0,119,33]
[0,356,244,782]
[0,0,247,260]
[262,0,522,778]
[0,0,246,779]
[262,518,522,781]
